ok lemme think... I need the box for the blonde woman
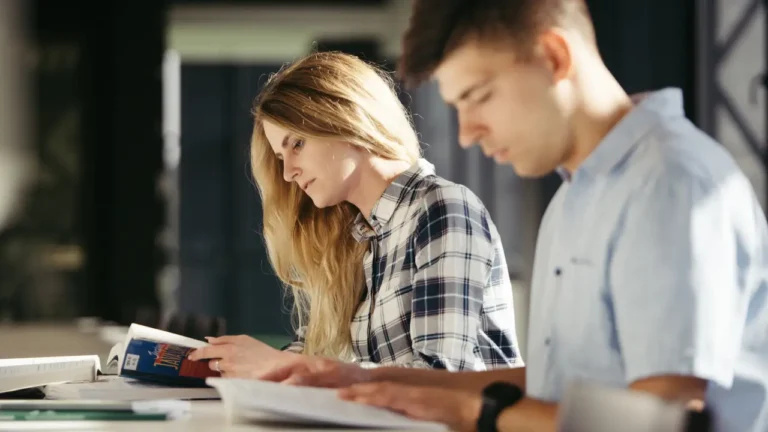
[189,51,522,378]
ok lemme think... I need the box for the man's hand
[339,382,482,432]
[260,356,373,388]
[187,335,298,379]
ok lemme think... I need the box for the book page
[103,343,124,375]
[0,356,99,394]
[126,324,207,349]
[207,378,446,430]
[0,356,99,379]
[0,355,99,368]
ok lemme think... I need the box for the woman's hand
[188,335,299,379]
[260,356,372,388]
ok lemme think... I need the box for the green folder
[0,410,168,421]
[0,400,188,421]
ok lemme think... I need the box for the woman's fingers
[188,344,231,361]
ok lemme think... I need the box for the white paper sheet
[207,378,447,430]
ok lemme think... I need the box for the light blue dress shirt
[526,87,768,432]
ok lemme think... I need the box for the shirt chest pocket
[554,256,621,375]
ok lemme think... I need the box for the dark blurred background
[0,0,764,359]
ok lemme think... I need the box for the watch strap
[477,382,524,432]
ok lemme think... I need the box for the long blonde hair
[251,51,421,357]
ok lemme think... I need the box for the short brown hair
[398,0,595,87]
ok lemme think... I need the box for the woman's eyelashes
[292,138,305,151]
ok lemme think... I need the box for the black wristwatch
[476,382,524,432]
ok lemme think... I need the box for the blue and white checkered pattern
[286,159,522,371]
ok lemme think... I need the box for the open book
[207,378,447,430]
[103,323,219,387]
[0,323,219,398]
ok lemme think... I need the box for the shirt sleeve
[610,167,752,389]
[394,185,500,371]
[280,326,306,354]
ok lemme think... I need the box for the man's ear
[535,29,573,83]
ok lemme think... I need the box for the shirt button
[554,267,562,276]
[545,337,552,346]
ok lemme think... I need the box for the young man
[263,1,768,431]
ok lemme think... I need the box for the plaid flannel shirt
[284,159,522,370]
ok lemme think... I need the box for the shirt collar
[351,158,435,242]
[559,87,686,181]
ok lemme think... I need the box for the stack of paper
[207,377,447,430]
[0,355,100,395]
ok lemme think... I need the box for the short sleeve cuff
[625,351,735,389]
